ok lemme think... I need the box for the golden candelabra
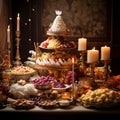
[14,31,22,66]
[79,50,86,76]
[7,41,12,68]
[101,60,111,82]
[3,42,11,69]
[88,62,97,81]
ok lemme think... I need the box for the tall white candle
[78,37,87,51]
[87,47,99,63]
[101,45,110,60]
[72,57,74,82]
[17,13,20,31]
[72,57,75,99]
[7,25,10,42]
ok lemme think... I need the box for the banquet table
[1,72,120,120]
[0,104,120,120]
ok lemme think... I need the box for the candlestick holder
[7,41,12,68]
[101,59,111,82]
[88,62,97,81]
[3,42,12,69]
[79,50,86,76]
[71,81,78,105]
[14,31,22,66]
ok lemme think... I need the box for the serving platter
[52,84,71,93]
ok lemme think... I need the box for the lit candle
[87,47,99,63]
[61,92,71,99]
[101,45,110,60]
[17,13,20,31]
[7,25,10,42]
[72,57,74,79]
[72,57,75,99]
[78,37,87,51]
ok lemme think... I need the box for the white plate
[52,84,71,92]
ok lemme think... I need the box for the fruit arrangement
[31,75,66,89]
[65,71,78,85]
[39,36,76,49]
[78,88,120,108]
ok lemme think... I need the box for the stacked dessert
[46,10,70,36]
[37,10,77,68]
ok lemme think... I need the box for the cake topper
[55,10,62,16]
[47,10,70,36]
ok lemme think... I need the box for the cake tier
[39,36,76,49]
[36,52,78,68]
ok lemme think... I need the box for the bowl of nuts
[10,65,36,81]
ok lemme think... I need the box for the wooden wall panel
[5,0,120,75]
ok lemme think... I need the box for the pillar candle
[17,13,20,31]
[78,37,87,51]
[7,25,10,42]
[101,45,110,60]
[72,57,75,99]
[87,47,99,63]
[72,57,74,80]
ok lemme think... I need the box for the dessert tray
[77,88,120,108]
[36,99,58,108]
[8,98,35,109]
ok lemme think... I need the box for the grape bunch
[53,82,65,88]
[31,75,66,88]
[31,75,57,86]
[65,71,77,85]
[0,82,9,95]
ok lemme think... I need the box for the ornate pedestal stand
[79,50,86,76]
[101,59,111,82]
[14,31,22,66]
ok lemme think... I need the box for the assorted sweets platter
[1,62,120,110]
[77,87,120,108]
[1,70,120,110]
[1,10,120,111]
[9,66,36,81]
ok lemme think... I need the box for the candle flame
[72,55,76,63]
[8,25,10,29]
[17,13,20,17]
[92,47,95,50]
[72,57,74,64]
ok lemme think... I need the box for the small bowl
[35,84,52,90]
[10,71,35,81]
[58,99,70,107]
[61,92,71,99]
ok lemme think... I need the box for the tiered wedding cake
[37,10,77,67]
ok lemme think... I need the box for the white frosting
[50,10,67,33]
[36,57,73,67]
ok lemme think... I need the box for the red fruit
[65,71,77,85]
[48,37,52,40]
[42,42,48,48]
